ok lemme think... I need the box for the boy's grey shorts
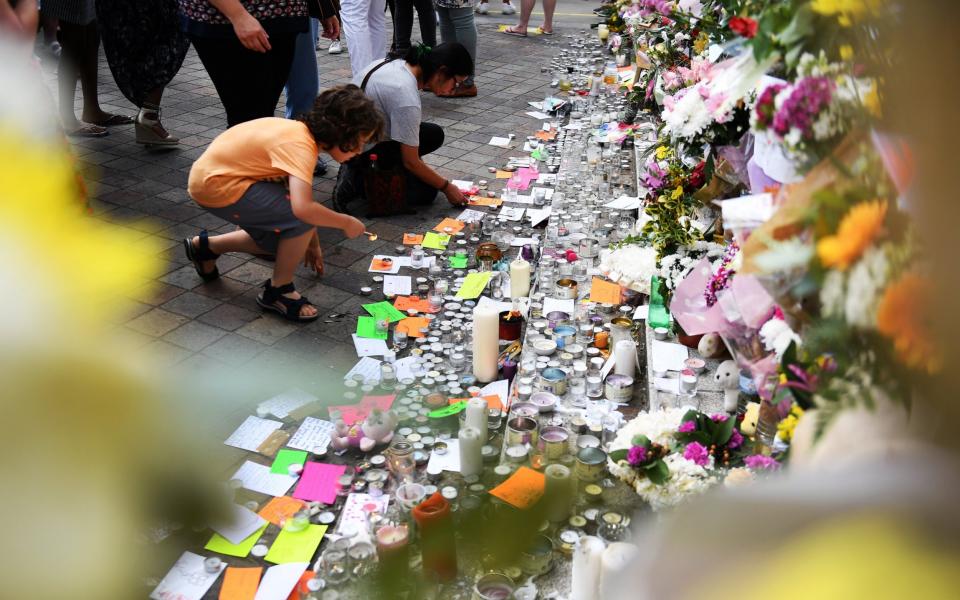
[205,181,314,255]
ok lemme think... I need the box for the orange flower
[876,273,942,373]
[817,200,888,270]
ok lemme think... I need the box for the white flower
[820,269,846,318]
[677,0,703,17]
[844,246,889,328]
[631,454,718,511]
[759,318,801,360]
[601,245,658,295]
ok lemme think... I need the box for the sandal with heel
[256,280,319,323]
[183,230,220,282]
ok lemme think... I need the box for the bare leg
[516,0,535,30]
[540,0,555,32]
[270,229,318,318]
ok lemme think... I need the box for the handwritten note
[328,394,396,426]
[219,567,262,600]
[258,496,306,527]
[383,275,412,296]
[265,524,327,564]
[343,356,382,383]
[231,461,298,497]
[426,438,460,473]
[351,334,390,357]
[337,493,390,536]
[270,449,308,475]
[455,208,487,223]
[257,389,317,420]
[150,551,225,600]
[489,466,546,509]
[292,462,347,504]
[253,562,308,600]
[363,301,407,323]
[590,277,623,304]
[224,416,283,452]
[205,522,268,558]
[500,206,525,221]
[651,340,689,372]
[286,417,336,453]
[455,272,493,299]
[542,296,575,315]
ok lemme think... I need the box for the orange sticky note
[393,296,435,313]
[403,233,424,245]
[449,395,503,410]
[219,566,262,600]
[489,466,546,509]
[469,197,503,207]
[495,170,513,179]
[535,130,557,141]
[286,571,315,600]
[258,496,305,527]
[590,276,623,304]
[370,258,395,272]
[433,218,465,234]
[396,316,429,338]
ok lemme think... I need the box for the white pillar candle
[472,305,500,383]
[571,535,605,600]
[613,339,637,378]
[458,426,483,478]
[599,542,639,599]
[509,256,531,298]
[465,396,488,443]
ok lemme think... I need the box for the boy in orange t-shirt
[184,85,384,322]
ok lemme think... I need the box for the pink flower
[678,420,696,433]
[744,454,780,471]
[627,445,648,466]
[662,70,682,91]
[710,413,728,422]
[728,429,744,449]
[683,442,710,466]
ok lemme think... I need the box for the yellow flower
[840,45,854,61]
[864,81,882,117]
[877,274,942,373]
[816,199,887,270]
[671,186,684,200]
[777,413,799,443]
[655,145,671,160]
[693,32,709,55]
[811,0,882,26]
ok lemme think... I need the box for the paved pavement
[50,3,599,439]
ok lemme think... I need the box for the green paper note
[356,316,388,340]
[456,272,493,299]
[271,449,308,475]
[449,255,468,269]
[265,523,328,564]
[363,301,407,323]
[422,231,450,250]
[205,523,268,558]
[428,402,467,419]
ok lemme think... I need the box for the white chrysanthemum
[821,269,847,318]
[760,318,801,360]
[608,408,689,452]
[844,246,889,328]
[600,245,658,295]
[632,454,718,511]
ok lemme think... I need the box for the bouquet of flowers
[657,240,726,292]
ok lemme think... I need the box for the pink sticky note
[293,462,347,504]
[329,395,396,426]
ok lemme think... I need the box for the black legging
[189,33,298,127]
[390,0,437,54]
[361,122,444,204]
[58,19,102,122]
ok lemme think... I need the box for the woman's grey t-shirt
[355,60,422,148]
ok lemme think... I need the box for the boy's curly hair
[299,84,385,152]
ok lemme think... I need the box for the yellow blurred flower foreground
[877,273,943,374]
[816,199,887,271]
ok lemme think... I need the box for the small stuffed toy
[697,333,725,358]
[740,401,761,437]
[715,359,740,413]
[332,409,399,453]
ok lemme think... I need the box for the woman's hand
[231,11,271,52]
[444,183,469,207]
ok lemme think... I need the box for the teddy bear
[714,359,740,413]
[331,409,399,453]
[697,332,726,358]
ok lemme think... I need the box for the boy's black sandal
[257,280,319,323]
[183,230,220,281]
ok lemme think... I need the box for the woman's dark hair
[404,42,474,83]
[299,84,385,152]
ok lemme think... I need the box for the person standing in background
[434,0,478,97]
[501,0,555,36]
[177,0,307,127]
[390,0,436,58]
[339,0,386,77]
[95,0,189,146]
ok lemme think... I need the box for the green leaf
[645,459,671,485]
[631,434,651,448]
[609,449,629,463]
[681,409,699,423]
[712,413,736,446]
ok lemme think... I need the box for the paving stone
[197,303,261,331]
[161,291,222,318]
[201,332,269,366]
[162,320,228,351]
[125,308,190,337]
[235,315,300,345]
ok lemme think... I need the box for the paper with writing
[488,136,511,147]
[542,297,575,316]
[500,206,525,221]
[224,416,283,452]
[368,255,401,274]
[343,357,381,383]
[149,551,225,600]
[479,379,510,407]
[292,462,347,504]
[253,562,308,600]
[257,389,317,420]
[231,461,298,497]
[455,208,486,223]
[402,233,424,245]
[526,207,551,226]
[469,196,503,207]
[265,524,327,564]
[287,417,336,453]
[328,394,396,426]
[426,438,460,473]
[651,340,689,372]
[337,493,390,536]
[393,295,435,313]
[396,316,429,338]
[382,275,412,296]
[394,356,420,381]
[421,231,450,250]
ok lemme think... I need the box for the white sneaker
[477,1,489,13]
[328,40,343,54]
[501,1,516,15]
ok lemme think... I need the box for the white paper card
[352,334,390,357]
[526,110,551,120]
[150,551,225,600]
[654,376,681,394]
[336,493,390,536]
[258,389,317,420]
[427,438,461,473]
[368,254,402,274]
[231,461,298,497]
[510,236,536,247]
[634,305,649,320]
[480,379,510,407]
[224,416,283,452]
[287,416,337,453]
[456,208,487,223]
[452,179,474,191]
[604,195,642,210]
[542,297,575,315]
[537,173,558,185]
[718,193,775,227]
[394,356,420,381]
[600,355,616,380]
[651,340,689,372]
[510,194,535,205]
[500,206,525,221]
[489,136,511,148]
[530,187,555,200]
[254,562,309,600]
[344,356,382,382]
[527,207,552,226]
[383,275,412,296]
[210,503,268,545]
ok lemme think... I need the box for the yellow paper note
[205,523,268,558]
[455,272,493,299]
[495,170,513,179]
[489,466,545,509]
[422,231,450,250]
[265,523,328,564]
[469,197,503,207]
[219,566,262,600]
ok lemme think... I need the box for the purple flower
[639,0,674,17]
[728,429,744,449]
[627,445,648,466]
[683,442,710,466]
[709,413,728,423]
[678,420,696,433]
[770,77,834,139]
[744,454,780,471]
